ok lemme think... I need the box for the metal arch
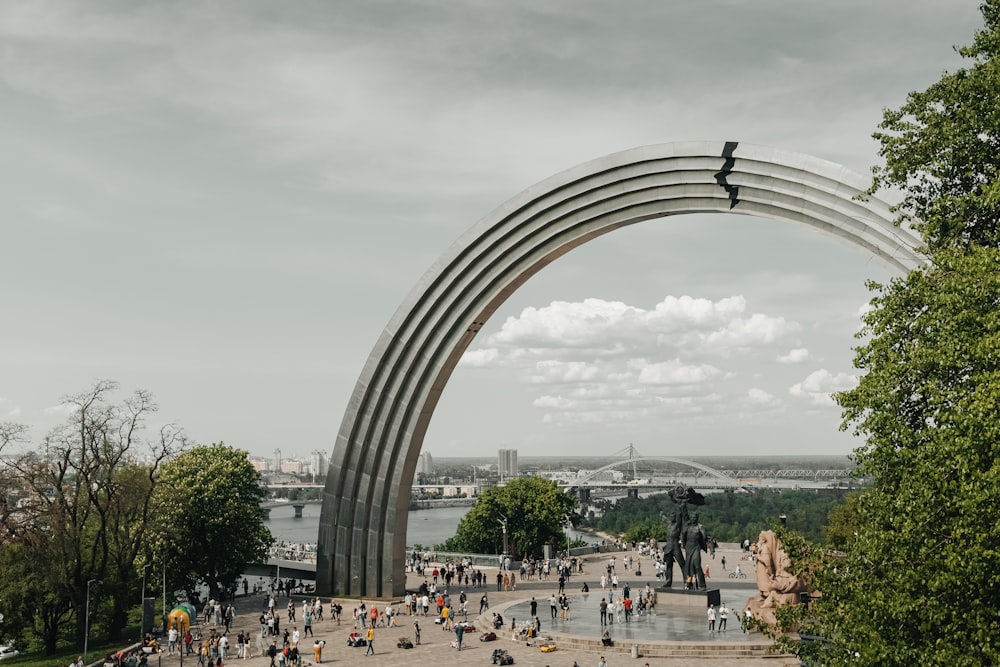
[317,141,927,598]
[563,456,741,491]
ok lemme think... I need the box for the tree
[441,477,577,556]
[791,248,1000,665]
[870,1,1000,252]
[0,381,183,653]
[822,492,860,551]
[149,444,271,601]
[775,6,1000,663]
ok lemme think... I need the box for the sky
[0,1,984,462]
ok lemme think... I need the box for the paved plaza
[164,543,797,667]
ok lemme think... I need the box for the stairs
[545,634,784,658]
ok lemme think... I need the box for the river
[266,504,596,549]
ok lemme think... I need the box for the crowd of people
[78,539,762,667]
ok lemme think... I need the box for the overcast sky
[0,1,983,462]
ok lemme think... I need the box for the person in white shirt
[167,627,178,655]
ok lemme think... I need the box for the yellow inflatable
[167,603,197,633]
[539,643,557,653]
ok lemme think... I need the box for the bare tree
[0,381,187,652]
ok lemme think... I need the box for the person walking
[454,622,465,650]
[600,598,608,626]
[364,626,375,656]
[167,627,178,655]
[707,603,717,632]
[414,620,421,646]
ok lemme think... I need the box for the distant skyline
[0,1,983,460]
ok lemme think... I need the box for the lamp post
[85,579,100,662]
[497,516,509,559]
[141,564,150,606]
[162,561,168,633]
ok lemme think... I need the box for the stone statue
[660,484,707,588]
[661,511,685,587]
[682,512,707,589]
[744,529,810,627]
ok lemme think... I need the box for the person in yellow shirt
[441,605,451,630]
[365,627,375,656]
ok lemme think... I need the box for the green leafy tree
[792,248,1000,665]
[149,444,272,601]
[823,492,860,551]
[0,381,183,653]
[441,477,576,556]
[784,5,1000,663]
[870,1,1000,251]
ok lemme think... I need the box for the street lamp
[497,515,509,559]
[162,561,168,633]
[85,579,101,661]
[141,564,150,606]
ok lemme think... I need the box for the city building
[417,451,435,476]
[498,448,518,480]
[311,450,329,478]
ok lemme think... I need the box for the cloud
[637,359,721,385]
[789,369,858,406]
[43,403,79,417]
[454,293,803,427]
[776,348,810,364]
[468,294,799,364]
[459,348,499,368]
[747,387,781,408]
[528,360,601,384]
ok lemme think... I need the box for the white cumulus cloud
[747,387,780,407]
[456,293,805,425]
[789,369,858,406]
[776,348,810,364]
[637,359,721,385]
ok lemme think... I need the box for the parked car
[0,644,18,660]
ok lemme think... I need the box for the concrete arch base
[316,141,926,598]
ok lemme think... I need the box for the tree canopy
[582,488,851,546]
[871,1,1000,251]
[440,476,577,556]
[776,6,1000,663]
[0,381,184,654]
[793,248,1000,665]
[148,443,272,601]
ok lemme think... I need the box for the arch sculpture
[317,141,926,597]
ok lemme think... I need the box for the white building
[498,448,518,480]
[417,451,435,476]
[311,450,329,477]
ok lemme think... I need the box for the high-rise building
[417,451,435,476]
[498,448,518,480]
[311,450,329,478]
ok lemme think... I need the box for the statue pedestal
[655,587,721,608]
